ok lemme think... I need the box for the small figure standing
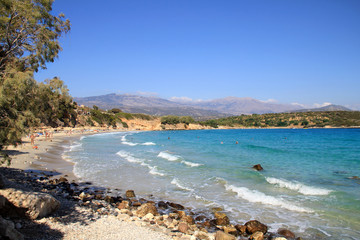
[30,134,36,145]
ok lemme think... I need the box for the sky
[34,0,360,109]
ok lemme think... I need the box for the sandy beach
[2,128,178,240]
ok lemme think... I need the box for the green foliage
[132,113,153,121]
[0,0,70,73]
[198,111,360,128]
[109,108,122,114]
[161,116,180,125]
[115,112,134,120]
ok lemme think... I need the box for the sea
[63,128,360,239]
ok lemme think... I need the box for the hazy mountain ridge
[74,93,351,118]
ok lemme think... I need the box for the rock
[136,203,158,217]
[177,210,186,218]
[195,215,207,222]
[223,226,238,236]
[273,238,287,240]
[15,223,22,229]
[194,231,210,240]
[349,176,360,180]
[214,230,236,240]
[277,228,296,238]
[235,224,247,235]
[143,213,154,221]
[117,200,130,210]
[168,202,185,210]
[0,215,24,240]
[178,222,189,233]
[131,201,142,207]
[0,188,60,219]
[182,215,195,225]
[214,212,230,226]
[104,195,115,203]
[169,213,180,219]
[249,231,264,240]
[252,164,263,171]
[126,190,136,198]
[245,220,268,234]
[211,207,223,212]
[158,201,168,209]
[58,176,68,183]
[0,173,5,188]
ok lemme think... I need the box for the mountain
[183,97,301,115]
[74,93,351,118]
[74,94,230,119]
[291,104,352,113]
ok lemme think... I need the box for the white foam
[69,143,82,151]
[148,166,165,176]
[181,160,203,167]
[142,142,156,146]
[265,177,333,196]
[158,151,180,161]
[116,150,142,163]
[225,183,313,213]
[121,136,138,146]
[171,178,193,191]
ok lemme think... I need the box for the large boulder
[214,212,230,226]
[0,173,5,188]
[245,220,268,234]
[0,215,24,240]
[0,188,60,219]
[136,203,158,217]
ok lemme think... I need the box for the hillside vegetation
[199,111,360,128]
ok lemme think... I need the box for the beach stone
[136,203,158,217]
[143,212,154,221]
[182,215,195,225]
[245,220,268,234]
[177,210,186,218]
[158,201,168,209]
[194,231,211,240]
[126,190,136,198]
[214,212,230,226]
[195,215,207,222]
[58,176,68,183]
[249,231,264,240]
[0,173,5,188]
[104,195,115,203]
[235,224,247,235]
[273,238,287,240]
[117,200,130,210]
[0,216,24,240]
[131,201,142,207]
[168,202,185,210]
[252,164,263,171]
[0,188,60,219]
[277,228,296,238]
[214,230,236,240]
[169,212,180,219]
[178,222,189,233]
[223,226,238,236]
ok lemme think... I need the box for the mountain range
[74,93,351,119]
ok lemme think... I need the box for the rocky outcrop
[0,188,60,219]
[136,203,158,217]
[245,220,268,234]
[0,215,24,240]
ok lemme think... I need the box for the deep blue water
[64,128,360,239]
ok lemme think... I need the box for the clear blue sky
[35,0,360,109]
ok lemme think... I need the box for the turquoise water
[64,129,360,239]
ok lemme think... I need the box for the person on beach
[30,134,36,145]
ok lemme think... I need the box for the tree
[0,0,70,163]
[0,0,70,74]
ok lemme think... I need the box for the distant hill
[183,97,301,115]
[291,104,352,113]
[74,94,229,119]
[74,93,351,118]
